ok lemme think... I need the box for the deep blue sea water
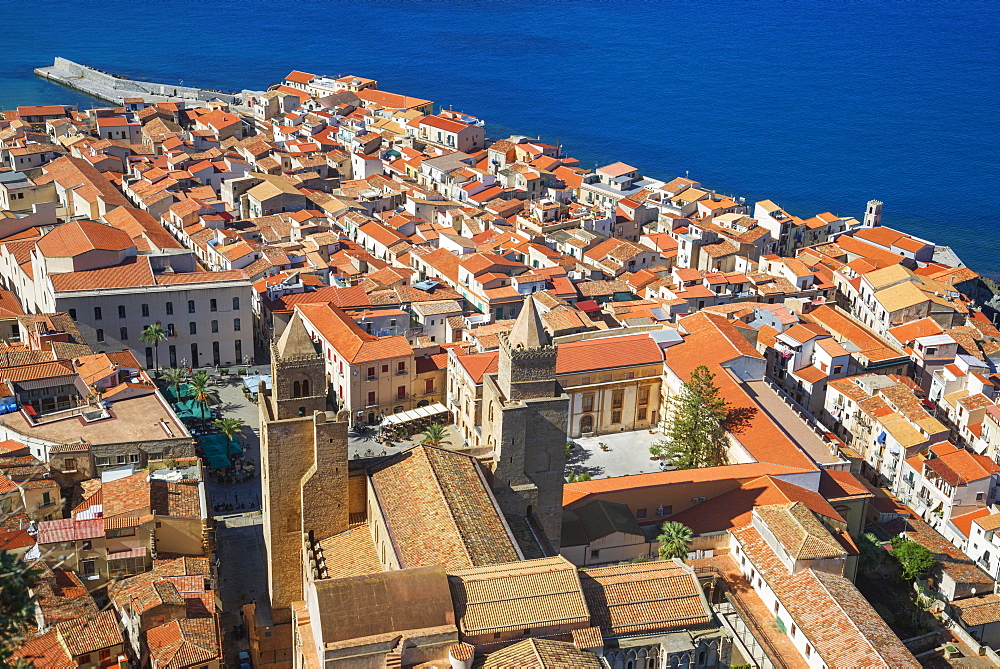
[2,0,998,274]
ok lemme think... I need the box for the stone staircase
[384,637,404,669]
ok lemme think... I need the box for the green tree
[567,471,578,483]
[889,537,937,580]
[857,532,886,574]
[139,324,168,376]
[420,423,452,448]
[657,521,694,560]
[188,374,219,431]
[651,365,729,469]
[577,472,591,482]
[0,551,42,661]
[162,367,188,403]
[212,417,245,443]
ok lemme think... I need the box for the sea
[2,0,998,275]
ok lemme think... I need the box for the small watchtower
[864,199,883,228]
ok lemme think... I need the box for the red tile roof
[555,334,663,375]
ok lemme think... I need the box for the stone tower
[259,311,349,621]
[482,297,569,551]
[864,199,883,228]
[269,313,328,419]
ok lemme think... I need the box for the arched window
[580,414,594,434]
[302,379,310,396]
[293,381,301,397]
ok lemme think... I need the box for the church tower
[259,310,348,621]
[482,297,569,551]
[269,314,328,419]
[864,199,883,228]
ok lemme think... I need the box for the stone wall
[40,58,239,104]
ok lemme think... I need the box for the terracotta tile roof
[482,638,602,669]
[315,525,381,580]
[0,359,75,383]
[38,156,130,208]
[36,517,104,544]
[562,462,804,508]
[297,302,412,364]
[454,350,499,384]
[806,305,905,363]
[951,508,992,539]
[50,255,156,291]
[448,556,589,636]
[146,618,220,668]
[756,502,846,560]
[733,525,919,667]
[670,475,844,536]
[9,629,73,667]
[554,333,662,375]
[102,471,151,516]
[151,480,202,518]
[952,593,1000,626]
[818,469,873,500]
[57,608,124,656]
[368,445,519,569]
[580,561,711,637]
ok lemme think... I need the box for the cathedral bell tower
[481,297,569,551]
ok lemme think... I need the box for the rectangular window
[233,297,240,310]
[189,322,197,335]
[397,385,406,400]
[188,300,196,313]
[635,508,647,519]
[96,456,111,466]
[166,301,173,315]
[367,391,376,404]
[397,361,406,373]
[367,366,376,379]
[68,308,76,320]
[94,306,102,320]
[582,394,594,412]
[141,303,149,318]
[611,390,624,410]
[120,327,128,340]
[625,371,635,379]
[590,549,600,559]
[382,364,389,373]
[611,410,622,424]
[210,298,217,312]
[233,318,241,331]
[834,365,843,374]
[425,378,434,393]
[167,323,175,336]
[580,376,591,385]
[638,408,647,421]
[118,305,126,319]
[96,328,104,342]
[638,387,649,405]
[211,320,219,333]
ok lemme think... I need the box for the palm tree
[420,423,452,447]
[212,417,244,441]
[190,369,211,387]
[188,374,219,431]
[657,521,694,560]
[139,325,168,377]
[162,367,187,403]
[212,417,245,455]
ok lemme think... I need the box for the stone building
[258,310,348,619]
[481,296,570,551]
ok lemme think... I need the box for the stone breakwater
[34,57,244,106]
